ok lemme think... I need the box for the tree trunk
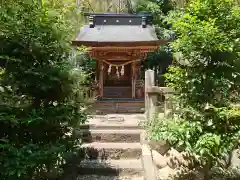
[32,98,41,108]
[202,160,212,180]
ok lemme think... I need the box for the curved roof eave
[72,40,169,47]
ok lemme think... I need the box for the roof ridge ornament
[89,15,95,28]
[142,16,147,28]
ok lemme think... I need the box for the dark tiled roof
[72,13,168,46]
[75,25,159,43]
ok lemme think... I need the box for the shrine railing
[144,69,240,123]
[136,79,145,98]
[78,85,99,103]
[144,70,176,121]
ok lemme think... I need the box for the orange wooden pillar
[99,60,104,98]
[132,61,136,98]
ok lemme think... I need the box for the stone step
[75,129,142,143]
[79,123,142,130]
[81,114,145,130]
[75,175,144,180]
[103,87,132,98]
[81,142,142,160]
[75,159,143,176]
[91,101,145,114]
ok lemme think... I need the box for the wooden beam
[88,47,156,61]
[72,40,169,47]
[146,86,175,94]
[94,56,139,61]
[88,46,159,51]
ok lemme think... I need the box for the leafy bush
[0,1,88,179]
[150,0,240,178]
[134,0,174,83]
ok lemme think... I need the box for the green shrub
[0,1,88,179]
[150,0,240,178]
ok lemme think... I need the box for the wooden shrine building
[73,13,167,100]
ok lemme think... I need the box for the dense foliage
[133,0,174,84]
[151,0,240,176]
[0,1,88,179]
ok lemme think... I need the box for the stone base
[90,99,145,114]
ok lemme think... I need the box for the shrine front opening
[103,61,131,87]
[72,13,168,100]
[103,61,132,98]
[99,59,142,99]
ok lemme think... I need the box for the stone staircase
[103,86,132,98]
[91,100,145,114]
[70,114,145,180]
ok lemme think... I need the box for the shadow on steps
[59,147,123,180]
